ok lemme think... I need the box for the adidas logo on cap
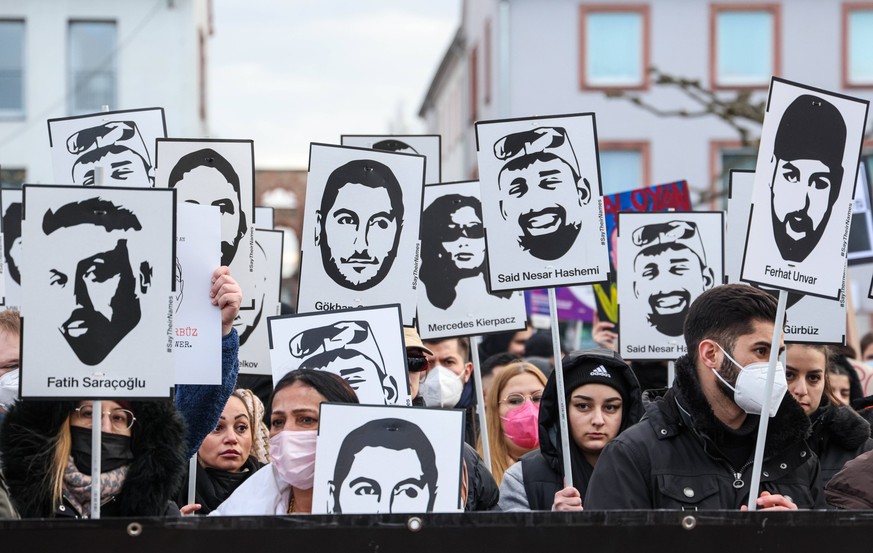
[590,365,612,378]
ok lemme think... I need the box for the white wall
[0,0,209,184]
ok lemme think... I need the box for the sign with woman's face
[416,180,527,340]
[154,139,258,311]
[617,211,724,360]
[298,144,425,325]
[20,185,175,399]
[741,78,869,300]
[311,403,464,514]
[475,114,610,292]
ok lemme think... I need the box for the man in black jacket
[585,284,824,510]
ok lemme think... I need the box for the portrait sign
[728,171,847,344]
[48,107,166,187]
[268,304,411,406]
[475,114,610,291]
[341,134,441,184]
[238,229,284,375]
[173,203,222,385]
[1,188,21,311]
[741,78,869,299]
[594,181,692,330]
[297,143,425,325]
[154,139,258,310]
[20,185,176,398]
[417,180,527,339]
[311,403,464,514]
[849,159,873,265]
[618,212,724,360]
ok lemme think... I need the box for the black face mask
[70,426,135,474]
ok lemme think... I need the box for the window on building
[69,21,117,114]
[580,6,649,89]
[844,5,873,87]
[0,20,25,117]
[711,6,779,88]
[715,146,757,208]
[599,144,649,196]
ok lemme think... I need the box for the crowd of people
[3,279,873,518]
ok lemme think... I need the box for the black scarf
[183,457,264,514]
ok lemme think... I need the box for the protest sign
[238,229,283,375]
[341,134,441,184]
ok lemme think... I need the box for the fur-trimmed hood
[664,354,811,458]
[0,399,187,518]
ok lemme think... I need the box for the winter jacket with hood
[807,402,873,489]
[0,399,187,518]
[499,349,644,511]
[584,354,825,509]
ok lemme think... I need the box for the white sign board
[475,114,610,291]
[297,144,425,325]
[21,185,175,398]
[48,107,166,187]
[618,212,723,360]
[341,134,441,184]
[268,304,411,406]
[741,78,869,299]
[173,202,222,384]
[311,403,464,514]
[416,180,527,339]
[238,229,283,376]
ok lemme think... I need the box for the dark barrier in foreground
[3,510,873,551]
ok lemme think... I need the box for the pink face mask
[501,400,540,450]
[270,430,317,490]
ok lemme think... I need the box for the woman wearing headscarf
[498,349,643,511]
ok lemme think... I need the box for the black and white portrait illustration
[20,185,175,398]
[416,181,527,339]
[727,171,847,344]
[298,144,425,325]
[742,79,868,299]
[173,203,222,385]
[48,107,166,187]
[311,403,464,514]
[237,229,283,376]
[618,212,723,360]
[268,305,410,406]
[1,188,22,310]
[475,115,609,292]
[154,139,257,309]
[341,134,441,184]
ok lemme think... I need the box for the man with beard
[493,127,591,261]
[769,94,846,263]
[168,148,248,268]
[631,220,715,337]
[315,159,404,291]
[586,284,824,509]
[42,197,152,366]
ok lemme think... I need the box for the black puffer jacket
[808,402,873,489]
[0,399,187,518]
[511,349,644,510]
[585,354,825,509]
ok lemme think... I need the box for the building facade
[0,0,212,185]
[419,0,873,207]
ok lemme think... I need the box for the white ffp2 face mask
[0,368,19,409]
[712,344,787,417]
[420,365,465,408]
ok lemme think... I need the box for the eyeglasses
[73,405,137,431]
[438,222,485,242]
[408,356,429,373]
[499,392,543,407]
